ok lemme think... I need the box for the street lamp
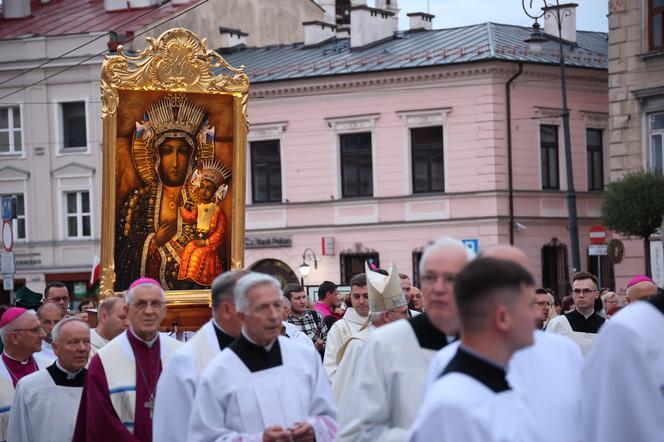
[299,248,319,286]
[522,0,581,272]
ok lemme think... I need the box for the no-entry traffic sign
[589,225,607,245]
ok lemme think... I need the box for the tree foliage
[601,171,664,239]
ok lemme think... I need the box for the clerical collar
[129,328,159,348]
[212,320,235,351]
[47,362,86,387]
[440,346,511,393]
[55,360,84,379]
[565,309,605,334]
[241,329,276,351]
[575,308,595,319]
[3,351,31,365]
[408,313,450,351]
[230,333,283,373]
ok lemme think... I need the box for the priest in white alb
[8,317,91,442]
[187,272,337,442]
[546,272,605,356]
[73,278,181,442]
[152,271,244,442]
[0,307,51,442]
[583,289,664,442]
[408,257,542,441]
[323,272,369,382]
[333,263,408,402]
[337,237,472,442]
[89,296,128,359]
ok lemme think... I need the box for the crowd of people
[0,236,662,441]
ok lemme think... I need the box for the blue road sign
[2,197,13,221]
[461,239,479,255]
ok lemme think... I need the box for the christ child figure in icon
[178,160,231,286]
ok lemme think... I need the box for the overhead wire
[0,0,177,88]
[0,0,213,102]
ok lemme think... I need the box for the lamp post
[522,0,581,272]
[299,247,319,286]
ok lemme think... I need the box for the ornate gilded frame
[99,28,249,304]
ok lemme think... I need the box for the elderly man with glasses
[546,272,606,356]
[0,307,51,441]
[73,278,181,442]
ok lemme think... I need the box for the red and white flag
[90,255,101,286]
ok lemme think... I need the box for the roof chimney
[350,4,395,48]
[303,21,336,46]
[407,12,434,32]
[543,2,577,43]
[219,27,248,48]
[3,0,31,19]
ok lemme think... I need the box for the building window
[65,191,91,238]
[412,250,423,287]
[411,126,444,193]
[540,125,559,190]
[650,112,664,175]
[0,106,22,155]
[340,252,379,285]
[587,129,604,191]
[61,102,87,149]
[250,140,282,203]
[649,0,664,50]
[340,132,373,198]
[541,238,569,302]
[0,194,26,240]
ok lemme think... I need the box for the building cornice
[248,62,607,99]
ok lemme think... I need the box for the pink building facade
[224,13,612,297]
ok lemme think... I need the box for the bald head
[626,281,658,302]
[482,245,530,271]
[37,302,64,319]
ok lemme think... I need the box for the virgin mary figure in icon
[115,94,230,290]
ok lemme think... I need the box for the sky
[395,0,609,32]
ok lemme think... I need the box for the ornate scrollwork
[99,266,117,300]
[100,28,249,118]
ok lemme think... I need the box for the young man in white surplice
[408,257,543,442]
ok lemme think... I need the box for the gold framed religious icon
[99,28,249,301]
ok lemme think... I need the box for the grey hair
[37,302,65,320]
[51,317,90,343]
[419,236,475,275]
[211,270,246,310]
[126,283,166,305]
[369,311,383,323]
[0,310,37,344]
[281,297,291,309]
[234,272,282,313]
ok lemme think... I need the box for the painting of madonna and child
[114,91,235,291]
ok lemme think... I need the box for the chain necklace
[135,349,162,419]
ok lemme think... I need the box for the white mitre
[365,262,407,312]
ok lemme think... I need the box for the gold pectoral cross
[145,394,155,419]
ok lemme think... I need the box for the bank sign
[245,236,293,249]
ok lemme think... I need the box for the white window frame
[53,99,91,155]
[0,105,24,156]
[246,122,287,206]
[64,190,92,239]
[396,108,451,195]
[649,111,664,173]
[325,114,379,199]
[53,163,95,240]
